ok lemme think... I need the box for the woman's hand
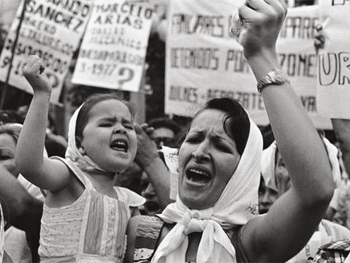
[236,0,288,60]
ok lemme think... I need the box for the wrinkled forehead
[191,109,232,137]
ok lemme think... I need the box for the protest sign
[316,0,350,119]
[71,0,153,92]
[0,0,93,103]
[165,1,332,129]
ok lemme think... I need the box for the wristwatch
[257,68,290,93]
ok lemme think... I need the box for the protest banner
[0,0,93,103]
[165,1,332,129]
[71,0,153,92]
[316,0,350,119]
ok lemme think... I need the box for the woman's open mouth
[186,168,211,184]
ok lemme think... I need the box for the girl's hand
[236,0,288,60]
[22,55,52,95]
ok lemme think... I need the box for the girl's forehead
[89,100,132,119]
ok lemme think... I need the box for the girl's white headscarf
[65,105,111,174]
[261,137,341,192]
[152,117,263,263]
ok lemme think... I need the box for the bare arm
[134,124,172,209]
[15,55,69,192]
[0,164,42,262]
[236,1,334,262]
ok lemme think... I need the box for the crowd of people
[1,0,350,262]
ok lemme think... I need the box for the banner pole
[0,0,27,110]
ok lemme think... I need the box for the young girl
[16,55,145,263]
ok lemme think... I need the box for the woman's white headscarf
[152,117,263,263]
[261,137,341,192]
[65,105,112,174]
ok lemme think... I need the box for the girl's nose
[113,125,127,135]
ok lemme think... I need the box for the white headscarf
[261,137,341,192]
[153,117,263,263]
[65,105,113,175]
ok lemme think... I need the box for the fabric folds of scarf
[153,117,263,263]
[65,105,110,174]
[261,137,341,191]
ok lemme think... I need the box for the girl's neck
[84,169,118,196]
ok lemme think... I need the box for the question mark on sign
[118,67,134,89]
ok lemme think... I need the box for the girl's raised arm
[16,55,70,192]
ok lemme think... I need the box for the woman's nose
[191,142,210,162]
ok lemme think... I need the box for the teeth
[187,168,210,183]
[189,169,209,177]
[111,140,128,152]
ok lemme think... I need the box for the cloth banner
[71,0,153,92]
[165,1,332,129]
[0,0,93,103]
[316,0,350,119]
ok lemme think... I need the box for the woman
[0,123,44,263]
[124,0,335,262]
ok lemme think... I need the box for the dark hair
[192,98,250,155]
[0,123,22,144]
[75,93,136,148]
[0,110,24,124]
[148,117,181,135]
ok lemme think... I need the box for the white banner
[165,1,332,129]
[0,0,93,103]
[317,0,350,119]
[72,0,153,92]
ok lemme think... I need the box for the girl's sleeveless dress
[39,158,142,263]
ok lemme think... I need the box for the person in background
[16,57,145,262]
[148,117,182,150]
[258,176,279,214]
[314,25,350,230]
[0,123,44,262]
[138,117,181,215]
[261,139,350,262]
[0,196,14,263]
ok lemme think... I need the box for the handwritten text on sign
[317,0,350,119]
[165,2,331,129]
[0,0,92,103]
[72,0,153,92]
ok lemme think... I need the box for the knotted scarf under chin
[153,208,236,263]
[152,114,263,263]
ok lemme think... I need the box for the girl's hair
[191,98,250,155]
[0,123,22,144]
[75,93,136,148]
